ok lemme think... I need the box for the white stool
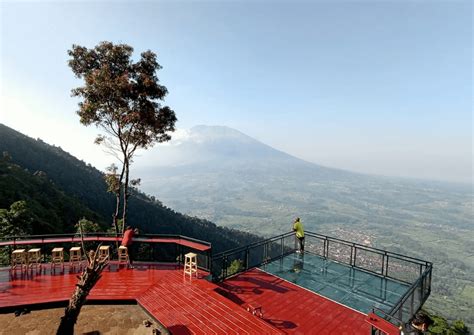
[69,246,82,266]
[118,246,129,264]
[51,247,64,268]
[184,252,198,278]
[98,245,110,262]
[28,248,42,268]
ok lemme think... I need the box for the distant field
[143,174,474,328]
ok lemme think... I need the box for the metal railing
[0,233,212,271]
[210,231,295,282]
[211,230,432,326]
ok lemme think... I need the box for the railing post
[350,244,354,267]
[353,246,357,268]
[323,238,326,258]
[223,256,227,280]
[381,253,385,275]
[420,273,424,305]
[264,242,268,264]
[281,236,284,258]
[245,248,250,270]
[208,249,212,273]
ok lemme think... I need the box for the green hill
[0,123,260,252]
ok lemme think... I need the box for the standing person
[122,226,138,269]
[293,217,305,253]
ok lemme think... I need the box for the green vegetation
[226,259,244,277]
[68,41,177,234]
[428,311,471,334]
[0,123,471,331]
[0,123,262,253]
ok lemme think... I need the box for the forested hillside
[0,123,261,252]
[0,159,104,235]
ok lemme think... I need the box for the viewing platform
[0,232,432,334]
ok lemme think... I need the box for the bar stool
[184,252,198,278]
[51,247,64,268]
[118,246,129,264]
[11,249,27,270]
[98,245,110,262]
[28,248,42,268]
[69,246,82,266]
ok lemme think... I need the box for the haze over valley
[134,125,473,326]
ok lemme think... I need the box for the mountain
[134,125,474,327]
[0,123,261,253]
[135,125,471,233]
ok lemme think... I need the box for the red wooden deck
[0,263,280,334]
[216,268,372,335]
[0,265,374,334]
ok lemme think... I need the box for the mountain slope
[0,123,261,252]
[133,125,474,327]
[135,125,471,234]
[0,159,104,234]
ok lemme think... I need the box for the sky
[0,0,472,184]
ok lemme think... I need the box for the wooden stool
[51,247,64,268]
[11,249,27,270]
[184,252,198,278]
[28,248,42,268]
[118,246,129,264]
[98,245,110,262]
[69,247,82,266]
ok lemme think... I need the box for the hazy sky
[1,0,472,184]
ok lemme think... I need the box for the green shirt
[293,221,304,238]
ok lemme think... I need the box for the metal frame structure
[210,230,432,328]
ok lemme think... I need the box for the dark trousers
[298,237,305,252]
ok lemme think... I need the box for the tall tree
[68,42,177,234]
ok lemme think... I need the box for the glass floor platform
[260,252,410,314]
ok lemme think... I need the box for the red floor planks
[0,264,372,334]
[0,264,281,334]
[216,268,372,335]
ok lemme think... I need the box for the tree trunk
[121,158,130,234]
[56,249,108,335]
[113,191,121,250]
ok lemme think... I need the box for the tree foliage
[0,200,33,237]
[75,218,101,234]
[427,311,471,335]
[67,41,177,233]
[0,123,260,254]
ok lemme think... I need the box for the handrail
[372,307,403,326]
[305,231,431,266]
[0,233,211,246]
[388,264,432,317]
[210,230,432,328]
[213,230,430,266]
[212,231,293,258]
